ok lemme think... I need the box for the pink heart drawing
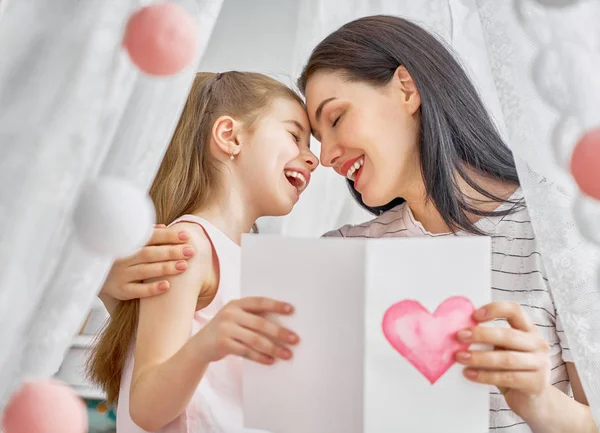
[381,296,476,384]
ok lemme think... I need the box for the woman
[99,16,596,433]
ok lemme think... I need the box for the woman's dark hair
[298,15,522,234]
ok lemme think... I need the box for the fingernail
[175,260,187,271]
[456,330,473,342]
[283,304,293,313]
[183,247,194,257]
[287,333,298,344]
[280,349,292,359]
[456,351,471,362]
[475,308,487,320]
[464,369,478,379]
[178,231,189,241]
[158,281,169,291]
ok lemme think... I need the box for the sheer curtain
[0,0,224,409]
[284,0,600,424]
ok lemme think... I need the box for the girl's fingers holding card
[231,327,292,360]
[237,297,294,315]
[225,339,275,365]
[237,311,299,345]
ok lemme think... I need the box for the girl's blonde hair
[87,72,303,404]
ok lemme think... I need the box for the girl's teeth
[285,171,307,192]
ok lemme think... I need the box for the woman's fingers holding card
[462,369,546,393]
[456,301,552,408]
[456,350,543,370]
[472,301,535,332]
[456,326,543,352]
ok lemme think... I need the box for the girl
[99,16,597,433]
[88,71,318,433]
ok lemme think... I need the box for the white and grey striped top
[323,188,572,432]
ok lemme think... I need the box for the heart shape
[381,296,476,384]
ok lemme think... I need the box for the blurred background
[1,0,599,431]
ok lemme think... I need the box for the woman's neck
[192,187,258,246]
[403,173,519,235]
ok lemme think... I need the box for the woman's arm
[525,363,597,433]
[98,225,195,315]
[568,362,589,406]
[129,224,214,431]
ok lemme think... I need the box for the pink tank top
[116,215,243,433]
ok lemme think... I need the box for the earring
[229,153,235,161]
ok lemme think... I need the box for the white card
[241,236,365,433]
[241,235,491,433]
[364,237,491,432]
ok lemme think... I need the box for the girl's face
[305,69,422,207]
[242,97,318,217]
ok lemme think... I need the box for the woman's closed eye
[332,115,342,128]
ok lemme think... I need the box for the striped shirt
[323,188,572,432]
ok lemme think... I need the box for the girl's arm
[128,223,298,431]
[129,224,214,431]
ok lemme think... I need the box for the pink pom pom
[2,379,88,433]
[571,127,600,200]
[123,2,198,76]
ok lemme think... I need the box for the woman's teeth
[285,170,307,192]
[346,157,364,180]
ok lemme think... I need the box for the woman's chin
[361,189,391,209]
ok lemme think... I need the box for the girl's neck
[403,171,519,235]
[192,187,258,246]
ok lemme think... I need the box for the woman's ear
[212,116,243,158]
[393,66,421,115]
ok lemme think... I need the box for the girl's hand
[99,224,195,303]
[195,297,299,365]
[455,301,551,420]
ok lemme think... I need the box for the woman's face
[305,69,422,207]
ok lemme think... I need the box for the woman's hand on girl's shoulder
[194,297,300,365]
[98,224,195,312]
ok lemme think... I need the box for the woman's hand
[195,297,299,365]
[455,301,551,421]
[99,225,195,309]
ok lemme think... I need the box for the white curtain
[0,0,224,409]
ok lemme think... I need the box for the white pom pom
[572,193,600,246]
[73,177,155,258]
